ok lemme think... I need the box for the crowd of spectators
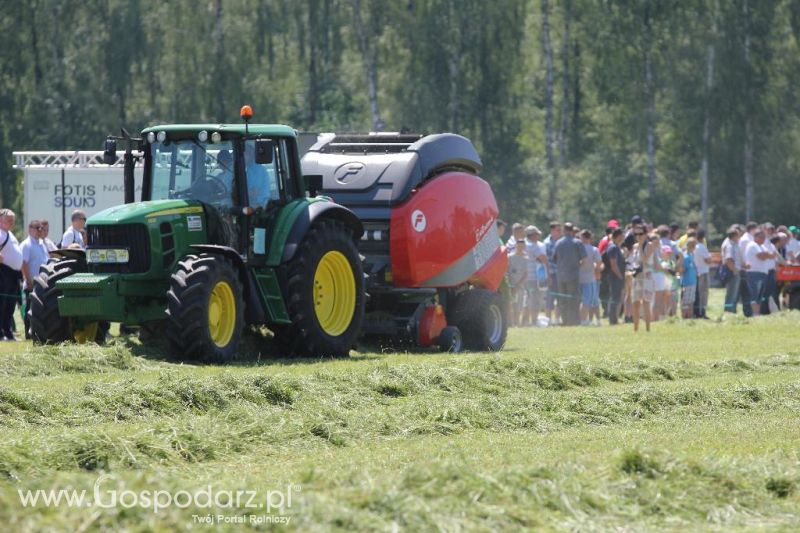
[0,209,87,341]
[498,216,800,331]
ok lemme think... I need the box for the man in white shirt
[524,226,548,327]
[61,210,87,249]
[694,229,713,318]
[744,229,775,316]
[720,226,742,313]
[737,222,758,317]
[0,209,22,340]
[40,220,58,252]
[21,220,49,339]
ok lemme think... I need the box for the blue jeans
[761,269,777,315]
[607,276,624,325]
[746,272,768,307]
[724,274,740,313]
[580,282,599,307]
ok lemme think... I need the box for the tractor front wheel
[166,254,244,363]
[30,259,106,344]
[30,259,75,344]
[275,219,364,357]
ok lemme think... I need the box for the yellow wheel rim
[73,322,98,344]
[208,281,236,347]
[313,251,356,336]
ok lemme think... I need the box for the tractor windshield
[150,139,235,208]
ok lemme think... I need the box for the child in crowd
[579,229,603,326]
[507,238,528,326]
[681,238,698,318]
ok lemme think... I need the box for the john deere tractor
[29,107,364,361]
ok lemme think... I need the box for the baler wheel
[438,326,463,352]
[166,254,244,363]
[450,289,508,352]
[274,219,364,357]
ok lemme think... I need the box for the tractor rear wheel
[450,288,508,352]
[166,254,244,363]
[275,219,364,357]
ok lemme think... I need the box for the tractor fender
[188,244,266,324]
[52,248,86,261]
[280,201,363,264]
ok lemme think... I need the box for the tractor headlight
[211,132,222,144]
[157,131,167,143]
[198,130,208,142]
[146,132,156,144]
[86,249,130,264]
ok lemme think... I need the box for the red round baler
[301,133,508,352]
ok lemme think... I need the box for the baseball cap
[525,225,541,235]
[607,219,619,229]
[631,215,643,225]
[790,225,798,234]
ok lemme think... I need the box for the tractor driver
[214,149,235,207]
[244,141,279,208]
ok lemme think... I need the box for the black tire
[438,326,463,353]
[29,259,78,344]
[139,321,166,343]
[166,254,244,363]
[450,289,508,352]
[274,219,364,357]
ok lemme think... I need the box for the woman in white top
[630,229,658,332]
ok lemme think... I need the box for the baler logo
[411,210,427,232]
[334,162,366,184]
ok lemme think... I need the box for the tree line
[1,0,798,237]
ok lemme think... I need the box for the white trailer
[13,151,143,236]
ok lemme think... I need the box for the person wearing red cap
[598,220,619,254]
[597,219,619,318]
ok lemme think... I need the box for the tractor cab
[139,126,293,251]
[103,111,309,258]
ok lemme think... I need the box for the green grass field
[1,290,799,531]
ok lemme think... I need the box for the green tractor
[29,107,365,361]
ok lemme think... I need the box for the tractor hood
[88,199,204,225]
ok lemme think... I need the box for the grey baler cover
[301,133,482,209]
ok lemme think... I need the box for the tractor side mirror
[254,139,274,165]
[305,175,323,197]
[103,138,117,165]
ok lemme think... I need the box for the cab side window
[244,140,280,207]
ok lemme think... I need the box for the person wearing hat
[598,219,619,255]
[523,226,548,326]
[597,219,619,315]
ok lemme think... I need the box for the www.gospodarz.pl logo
[17,474,300,523]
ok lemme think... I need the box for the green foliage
[0,0,798,234]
